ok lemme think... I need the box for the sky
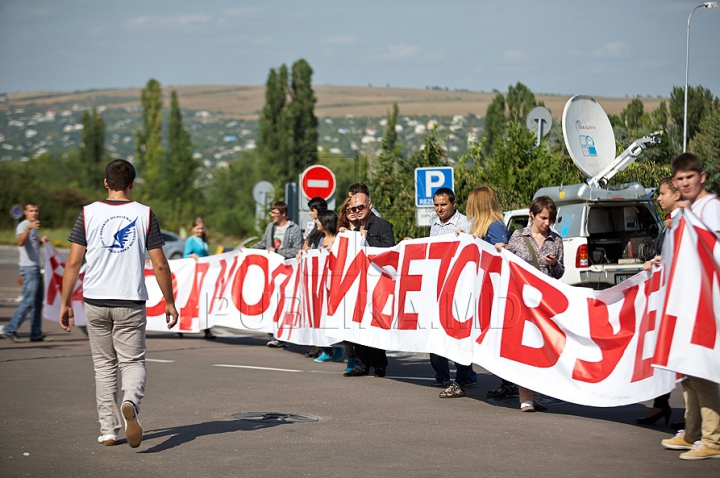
[0,0,718,98]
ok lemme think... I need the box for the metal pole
[684,3,717,152]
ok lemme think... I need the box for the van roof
[533,182,655,204]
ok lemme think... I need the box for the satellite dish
[562,95,616,179]
[526,106,552,136]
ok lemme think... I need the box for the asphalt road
[0,246,714,477]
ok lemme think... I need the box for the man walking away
[59,159,178,449]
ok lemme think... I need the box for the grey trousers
[85,303,147,437]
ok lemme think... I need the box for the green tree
[620,98,646,129]
[79,108,106,191]
[156,91,201,231]
[286,59,318,186]
[692,110,720,195]
[381,103,402,157]
[135,79,164,197]
[669,85,718,147]
[482,93,507,156]
[258,65,290,184]
[506,82,537,123]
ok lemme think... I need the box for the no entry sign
[301,165,336,200]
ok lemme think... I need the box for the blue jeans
[5,266,44,339]
[430,353,477,386]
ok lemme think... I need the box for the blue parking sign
[415,167,454,206]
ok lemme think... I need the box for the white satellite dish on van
[562,95,616,179]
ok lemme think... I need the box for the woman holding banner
[496,195,564,412]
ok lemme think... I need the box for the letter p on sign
[415,167,454,207]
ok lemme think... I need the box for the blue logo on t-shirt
[100,216,138,253]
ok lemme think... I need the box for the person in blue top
[183,217,209,259]
[183,217,213,339]
[457,186,515,400]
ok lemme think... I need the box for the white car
[503,182,662,289]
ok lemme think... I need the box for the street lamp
[684,1,718,152]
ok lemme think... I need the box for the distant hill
[2,85,665,120]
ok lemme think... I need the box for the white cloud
[222,7,256,17]
[373,44,444,61]
[126,14,213,29]
[502,50,527,61]
[323,36,359,46]
[592,41,630,58]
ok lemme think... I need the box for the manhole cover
[231,412,319,423]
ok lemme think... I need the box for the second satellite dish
[562,95,616,179]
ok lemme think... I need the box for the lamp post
[684,2,718,152]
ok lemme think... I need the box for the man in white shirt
[661,153,720,460]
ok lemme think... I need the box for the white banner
[43,208,719,406]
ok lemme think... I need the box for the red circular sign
[301,165,336,200]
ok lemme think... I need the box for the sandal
[439,382,466,398]
[486,384,519,398]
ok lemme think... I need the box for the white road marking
[147,359,175,363]
[214,364,303,373]
[386,376,435,381]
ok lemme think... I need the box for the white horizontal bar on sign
[307,180,329,188]
[213,364,303,373]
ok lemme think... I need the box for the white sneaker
[97,434,117,446]
[121,401,142,448]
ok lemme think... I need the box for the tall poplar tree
[258,65,289,183]
[286,59,318,184]
[79,107,106,191]
[135,79,164,196]
[159,90,200,229]
[482,93,507,155]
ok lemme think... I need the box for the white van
[503,182,662,289]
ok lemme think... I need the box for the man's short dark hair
[307,197,328,212]
[433,187,455,203]
[105,159,136,191]
[348,183,370,198]
[24,201,38,209]
[672,152,704,176]
[271,201,288,216]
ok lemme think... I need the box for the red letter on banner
[397,243,426,330]
[208,256,239,315]
[438,243,480,340]
[631,264,664,381]
[231,255,273,316]
[369,250,400,330]
[573,285,638,383]
[326,236,368,323]
[144,269,178,318]
[179,262,210,330]
[477,250,502,345]
[691,226,719,348]
[500,262,568,367]
[429,241,460,296]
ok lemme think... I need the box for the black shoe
[30,335,53,342]
[636,407,672,425]
[670,420,686,430]
[343,368,368,377]
[433,379,452,388]
[2,333,24,343]
[486,384,518,398]
[374,368,386,378]
[461,380,478,388]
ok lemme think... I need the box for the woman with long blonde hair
[465,186,507,243]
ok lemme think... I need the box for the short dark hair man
[1,202,49,342]
[60,159,178,449]
[251,200,303,348]
[660,153,720,460]
[427,188,477,398]
[253,201,303,259]
[344,191,395,377]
